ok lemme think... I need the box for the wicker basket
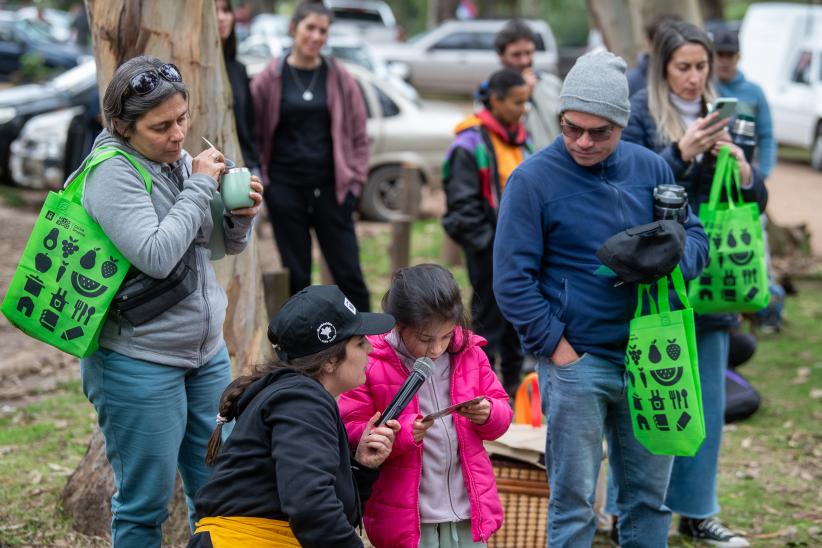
[488,455,549,548]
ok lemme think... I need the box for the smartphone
[707,97,738,127]
[422,396,485,422]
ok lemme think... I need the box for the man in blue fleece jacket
[714,29,776,178]
[493,51,709,547]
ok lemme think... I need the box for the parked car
[345,63,460,221]
[326,0,401,44]
[0,11,85,79]
[10,106,82,188]
[738,3,822,170]
[378,19,558,94]
[15,61,460,222]
[0,58,96,182]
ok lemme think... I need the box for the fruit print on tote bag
[1,147,151,357]
[625,266,706,457]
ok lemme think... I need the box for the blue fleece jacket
[717,71,777,178]
[493,137,709,365]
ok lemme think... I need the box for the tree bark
[588,0,702,68]
[62,0,271,540]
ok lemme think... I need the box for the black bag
[724,369,761,423]
[111,246,198,326]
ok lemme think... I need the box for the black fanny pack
[111,246,198,326]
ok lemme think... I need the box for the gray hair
[647,21,716,145]
[102,55,188,140]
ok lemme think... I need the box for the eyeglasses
[129,63,183,96]
[560,118,615,142]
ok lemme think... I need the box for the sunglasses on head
[560,118,615,142]
[129,63,183,96]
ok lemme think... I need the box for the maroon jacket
[250,57,369,204]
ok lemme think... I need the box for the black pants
[264,183,371,312]
[464,244,523,390]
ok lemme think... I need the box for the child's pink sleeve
[338,383,375,448]
[472,352,514,441]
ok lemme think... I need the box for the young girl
[339,264,513,548]
[190,285,400,547]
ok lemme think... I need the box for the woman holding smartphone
[612,21,765,547]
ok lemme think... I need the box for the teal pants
[419,521,486,548]
[81,346,231,548]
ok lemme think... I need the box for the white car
[11,63,461,222]
[738,3,822,170]
[326,0,401,44]
[10,106,82,189]
[379,19,559,94]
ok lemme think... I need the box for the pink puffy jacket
[338,330,513,548]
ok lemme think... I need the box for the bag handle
[707,145,744,211]
[634,266,690,318]
[62,146,152,203]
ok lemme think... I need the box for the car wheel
[359,164,422,222]
[811,123,822,171]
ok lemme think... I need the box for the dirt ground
[0,158,819,405]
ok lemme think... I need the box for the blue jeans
[537,353,673,547]
[666,329,729,518]
[81,346,232,548]
[606,329,730,520]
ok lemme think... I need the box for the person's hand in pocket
[551,336,579,366]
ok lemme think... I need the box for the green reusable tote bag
[625,266,705,457]
[1,147,151,358]
[688,146,769,314]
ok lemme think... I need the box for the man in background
[494,19,560,149]
[714,29,776,178]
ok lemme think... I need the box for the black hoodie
[193,368,377,547]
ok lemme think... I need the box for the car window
[332,8,384,25]
[0,22,17,42]
[375,86,399,117]
[533,34,546,51]
[431,32,481,50]
[791,50,812,85]
[17,19,59,44]
[474,32,496,50]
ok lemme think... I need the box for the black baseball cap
[713,29,739,53]
[267,285,395,359]
[596,220,686,284]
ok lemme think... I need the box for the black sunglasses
[560,118,615,142]
[129,63,183,96]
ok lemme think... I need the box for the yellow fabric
[487,130,524,192]
[453,114,482,134]
[194,516,301,547]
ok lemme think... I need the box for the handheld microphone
[374,357,434,426]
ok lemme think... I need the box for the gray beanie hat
[559,51,630,127]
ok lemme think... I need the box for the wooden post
[389,164,420,273]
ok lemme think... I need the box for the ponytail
[205,372,265,465]
[204,339,350,465]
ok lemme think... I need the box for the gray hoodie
[74,130,254,367]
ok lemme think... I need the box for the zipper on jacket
[601,164,627,229]
[197,249,209,366]
[429,378,461,520]
[450,359,487,542]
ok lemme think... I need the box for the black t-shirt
[269,61,334,187]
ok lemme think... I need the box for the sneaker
[679,516,750,547]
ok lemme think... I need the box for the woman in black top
[190,285,400,547]
[216,0,260,171]
[251,1,372,312]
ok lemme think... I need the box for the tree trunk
[62,0,271,541]
[588,0,702,68]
